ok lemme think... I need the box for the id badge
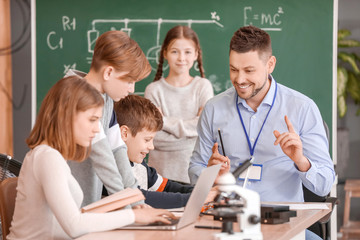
[238,163,263,181]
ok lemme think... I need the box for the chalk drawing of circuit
[87,17,224,70]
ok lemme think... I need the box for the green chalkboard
[35,0,335,138]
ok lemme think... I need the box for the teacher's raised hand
[273,115,310,172]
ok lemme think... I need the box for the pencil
[194,225,222,230]
[217,128,226,156]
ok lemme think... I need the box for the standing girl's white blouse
[144,76,213,183]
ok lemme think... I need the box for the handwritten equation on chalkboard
[45,6,285,87]
[86,15,224,71]
[46,13,225,74]
[244,6,284,31]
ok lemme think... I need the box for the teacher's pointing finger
[284,115,295,133]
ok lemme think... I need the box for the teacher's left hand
[273,115,310,172]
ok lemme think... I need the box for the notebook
[120,164,221,230]
[81,188,145,213]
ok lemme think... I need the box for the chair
[0,154,22,181]
[0,177,18,240]
[340,179,360,240]
[0,154,22,240]
[303,120,338,240]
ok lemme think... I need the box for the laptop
[120,164,221,230]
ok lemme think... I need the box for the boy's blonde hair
[91,30,151,82]
[114,95,163,136]
[27,76,104,162]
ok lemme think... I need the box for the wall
[10,0,31,161]
[337,0,360,233]
[0,0,13,156]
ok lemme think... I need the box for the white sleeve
[145,79,214,139]
[89,122,126,195]
[34,150,135,238]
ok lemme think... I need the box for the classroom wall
[337,0,360,232]
[10,0,32,161]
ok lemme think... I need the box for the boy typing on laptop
[114,95,195,209]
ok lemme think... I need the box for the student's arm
[145,79,214,139]
[88,124,126,194]
[150,130,194,152]
[113,142,138,188]
[143,160,194,193]
[161,117,200,138]
[35,149,135,238]
[145,89,199,138]
[90,123,144,205]
[108,123,144,206]
[164,180,194,193]
[162,79,214,138]
[140,189,191,209]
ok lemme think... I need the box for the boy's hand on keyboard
[132,203,152,209]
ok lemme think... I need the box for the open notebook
[120,164,221,230]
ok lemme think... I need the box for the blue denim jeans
[306,229,322,240]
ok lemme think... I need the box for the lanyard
[236,81,277,158]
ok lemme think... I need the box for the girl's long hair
[154,25,205,81]
[27,76,104,162]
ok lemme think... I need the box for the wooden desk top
[262,202,331,240]
[76,202,331,240]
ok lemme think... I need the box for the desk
[76,202,331,240]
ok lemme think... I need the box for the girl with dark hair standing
[145,25,214,184]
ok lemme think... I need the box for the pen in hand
[217,128,226,156]
[217,128,228,166]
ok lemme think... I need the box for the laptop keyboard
[147,218,180,226]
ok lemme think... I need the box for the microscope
[210,160,263,240]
